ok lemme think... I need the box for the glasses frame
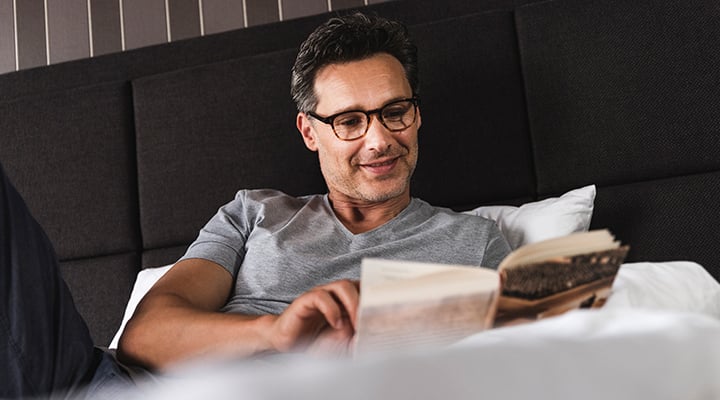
[307,96,419,141]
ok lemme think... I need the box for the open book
[353,229,629,356]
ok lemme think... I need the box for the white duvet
[122,261,720,400]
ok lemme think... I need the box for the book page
[354,259,500,356]
[498,229,619,270]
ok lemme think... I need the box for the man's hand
[269,279,359,356]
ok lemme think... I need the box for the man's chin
[356,182,410,203]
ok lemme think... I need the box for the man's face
[297,53,421,205]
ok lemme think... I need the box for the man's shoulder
[223,189,328,222]
[235,189,324,205]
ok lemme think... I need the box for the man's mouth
[360,157,400,174]
[365,159,396,167]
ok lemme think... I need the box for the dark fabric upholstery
[516,0,720,194]
[133,49,326,251]
[0,82,139,346]
[60,254,138,346]
[590,172,720,280]
[142,246,190,269]
[409,12,535,208]
[0,82,139,261]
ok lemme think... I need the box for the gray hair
[290,13,419,113]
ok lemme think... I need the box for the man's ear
[297,112,318,151]
[416,106,422,130]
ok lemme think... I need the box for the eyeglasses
[307,97,419,141]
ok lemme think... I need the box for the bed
[1,0,719,397]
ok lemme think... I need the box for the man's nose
[363,113,394,151]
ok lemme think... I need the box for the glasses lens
[381,100,415,131]
[332,112,367,140]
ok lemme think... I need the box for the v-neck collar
[321,194,420,240]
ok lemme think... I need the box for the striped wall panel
[47,0,90,64]
[0,0,14,74]
[0,0,393,75]
[15,0,46,70]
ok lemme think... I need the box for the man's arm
[117,258,359,370]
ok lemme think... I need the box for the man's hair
[291,13,418,113]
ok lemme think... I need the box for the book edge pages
[498,229,618,270]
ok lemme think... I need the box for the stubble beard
[323,147,418,203]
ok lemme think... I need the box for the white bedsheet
[126,309,720,400]
[122,261,720,400]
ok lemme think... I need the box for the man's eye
[336,115,362,127]
[383,106,408,120]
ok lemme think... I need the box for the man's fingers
[319,280,360,328]
[272,279,361,352]
[295,280,359,329]
[304,288,345,329]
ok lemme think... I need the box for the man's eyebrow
[326,96,411,115]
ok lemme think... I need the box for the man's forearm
[116,259,280,370]
[115,259,359,370]
[117,293,278,370]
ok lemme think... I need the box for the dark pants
[0,163,131,398]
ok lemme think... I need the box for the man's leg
[0,163,100,398]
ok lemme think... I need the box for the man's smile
[359,157,401,175]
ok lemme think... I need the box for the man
[117,12,510,367]
[0,13,510,399]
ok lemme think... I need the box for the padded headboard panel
[409,11,535,209]
[517,0,720,192]
[0,82,140,343]
[133,49,327,268]
[516,0,720,277]
[0,83,139,259]
[591,173,720,274]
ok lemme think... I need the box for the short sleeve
[179,190,254,278]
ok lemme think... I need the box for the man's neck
[328,193,411,235]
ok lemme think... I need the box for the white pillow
[109,264,173,349]
[466,185,595,249]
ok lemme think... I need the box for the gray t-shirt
[180,189,510,315]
